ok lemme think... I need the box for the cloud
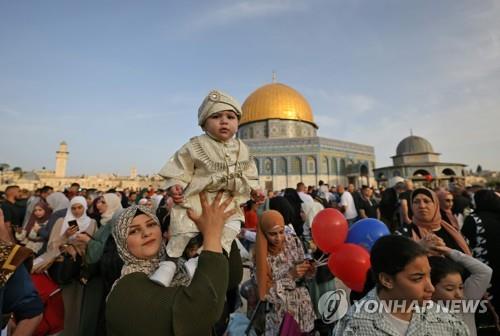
[315,114,339,128]
[433,3,500,84]
[0,106,20,117]
[187,0,308,30]
[311,89,378,115]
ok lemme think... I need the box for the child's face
[432,273,464,301]
[204,110,238,141]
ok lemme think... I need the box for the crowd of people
[1,88,499,336]
[1,179,499,335]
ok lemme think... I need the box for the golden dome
[240,82,316,127]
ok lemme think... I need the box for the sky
[1,0,499,176]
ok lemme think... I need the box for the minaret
[55,141,69,177]
[130,166,137,179]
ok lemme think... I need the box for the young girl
[159,89,259,258]
[429,245,492,336]
[15,201,52,255]
[333,235,469,335]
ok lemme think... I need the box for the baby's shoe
[150,261,177,287]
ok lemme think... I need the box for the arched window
[442,168,456,176]
[321,156,329,174]
[339,159,346,175]
[360,164,369,177]
[263,158,273,175]
[290,157,301,175]
[276,157,287,175]
[413,169,430,177]
[306,156,316,174]
[331,158,338,175]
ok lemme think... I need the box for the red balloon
[328,243,371,292]
[311,208,348,253]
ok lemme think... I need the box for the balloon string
[314,253,327,264]
[315,260,328,267]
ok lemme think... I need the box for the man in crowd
[39,186,54,201]
[356,185,380,219]
[0,186,25,242]
[398,179,414,225]
[296,182,313,204]
[379,179,405,231]
[338,184,358,225]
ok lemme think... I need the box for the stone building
[0,141,161,191]
[238,81,376,191]
[373,134,467,187]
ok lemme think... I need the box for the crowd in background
[1,179,500,335]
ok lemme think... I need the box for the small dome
[240,82,316,127]
[396,135,434,156]
[22,171,40,181]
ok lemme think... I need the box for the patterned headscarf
[0,241,33,287]
[112,205,166,282]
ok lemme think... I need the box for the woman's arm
[172,251,229,334]
[85,224,112,264]
[447,249,492,300]
[46,218,66,252]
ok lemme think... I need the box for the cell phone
[68,220,78,228]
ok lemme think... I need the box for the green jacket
[106,251,229,335]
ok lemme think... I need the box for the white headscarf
[101,193,123,225]
[302,199,324,229]
[151,194,164,213]
[60,196,91,236]
[47,192,70,212]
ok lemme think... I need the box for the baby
[159,89,259,260]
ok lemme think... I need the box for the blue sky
[1,0,499,176]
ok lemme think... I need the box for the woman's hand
[32,223,41,233]
[187,191,236,253]
[419,234,445,255]
[74,232,91,244]
[64,245,78,260]
[290,261,312,279]
[431,244,453,256]
[305,260,316,278]
[168,185,184,204]
[64,225,79,238]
